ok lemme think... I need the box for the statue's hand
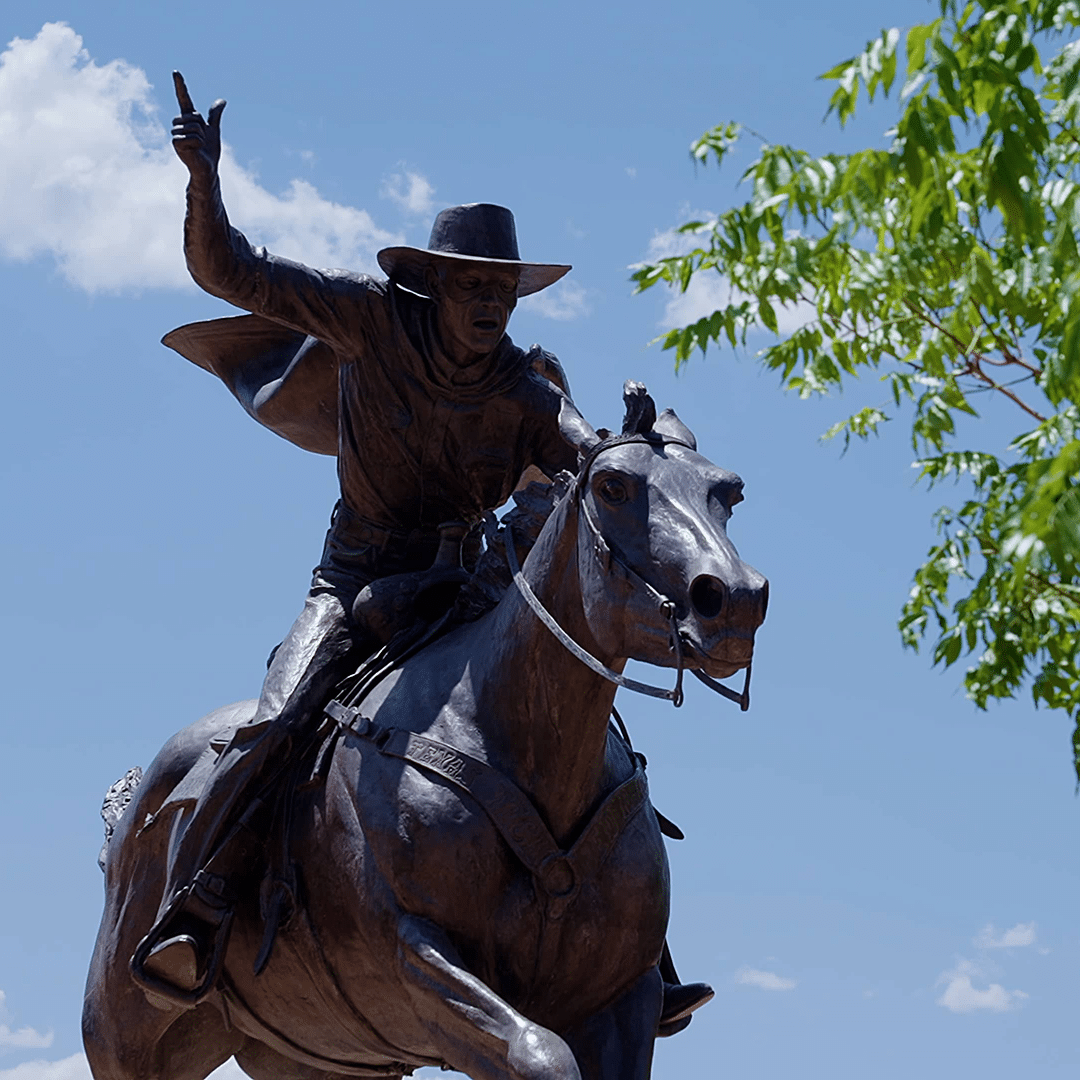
[171,71,225,183]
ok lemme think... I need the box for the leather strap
[506,522,684,703]
[381,729,562,876]
[330,710,649,919]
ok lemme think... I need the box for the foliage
[633,1,1080,779]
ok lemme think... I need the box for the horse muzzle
[681,570,768,678]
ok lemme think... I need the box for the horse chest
[354,747,669,1015]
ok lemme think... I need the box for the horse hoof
[507,1023,581,1080]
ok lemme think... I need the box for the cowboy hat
[377,203,570,298]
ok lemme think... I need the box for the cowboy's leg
[133,587,362,1000]
[658,939,713,1036]
[562,965,662,1080]
[166,588,358,894]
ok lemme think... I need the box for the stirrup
[130,888,234,1006]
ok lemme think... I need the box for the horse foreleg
[561,966,662,1080]
[396,914,580,1080]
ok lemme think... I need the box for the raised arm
[170,72,365,348]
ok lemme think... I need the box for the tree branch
[903,300,1048,422]
[970,299,1041,375]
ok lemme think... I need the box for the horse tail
[98,766,143,871]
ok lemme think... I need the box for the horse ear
[653,407,697,450]
[558,396,601,455]
[622,380,657,436]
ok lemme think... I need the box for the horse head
[553,382,768,695]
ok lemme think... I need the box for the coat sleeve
[181,174,377,351]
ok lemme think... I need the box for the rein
[507,433,752,712]
[506,519,685,706]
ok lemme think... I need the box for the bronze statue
[83,73,768,1080]
[86,390,767,1080]
[131,72,590,1003]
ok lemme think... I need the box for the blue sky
[0,2,1076,1078]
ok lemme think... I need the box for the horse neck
[472,493,620,843]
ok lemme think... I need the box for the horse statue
[83,389,768,1080]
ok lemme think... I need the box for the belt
[330,502,441,554]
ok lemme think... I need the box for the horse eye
[597,477,628,505]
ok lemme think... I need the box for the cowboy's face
[426,263,519,364]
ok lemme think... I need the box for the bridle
[506,433,752,712]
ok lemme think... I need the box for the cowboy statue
[130,72,712,1036]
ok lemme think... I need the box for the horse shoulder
[325,638,530,945]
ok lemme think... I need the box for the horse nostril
[690,575,726,619]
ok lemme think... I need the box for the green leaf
[906,22,935,77]
[637,0,1080,779]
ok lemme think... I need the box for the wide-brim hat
[377,203,571,298]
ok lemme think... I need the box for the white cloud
[645,217,716,262]
[661,269,737,329]
[0,1054,88,1080]
[381,168,436,218]
[625,166,637,179]
[0,993,52,1053]
[0,23,402,293]
[520,279,591,321]
[975,922,1037,949]
[208,1060,246,1080]
[935,958,1028,1014]
[734,967,796,991]
[0,1030,53,1053]
[0,1054,245,1080]
[643,220,814,333]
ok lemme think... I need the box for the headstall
[507,433,752,711]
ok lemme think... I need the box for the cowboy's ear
[557,396,601,456]
[621,380,657,436]
[653,407,697,449]
[422,265,442,300]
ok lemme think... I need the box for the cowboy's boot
[657,941,714,1037]
[131,869,234,1004]
[658,981,715,1036]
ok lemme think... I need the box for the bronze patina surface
[83,74,767,1080]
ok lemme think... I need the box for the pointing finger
[207,99,227,129]
[173,70,196,114]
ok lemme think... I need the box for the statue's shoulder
[523,344,571,396]
[323,268,382,284]
[317,269,388,299]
